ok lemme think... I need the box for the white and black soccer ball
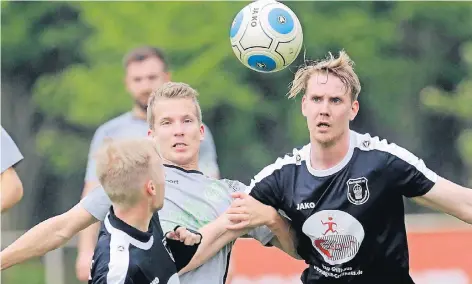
[230,0,303,73]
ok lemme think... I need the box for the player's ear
[164,71,171,81]
[301,95,308,117]
[349,99,359,121]
[146,180,156,196]
[199,123,205,141]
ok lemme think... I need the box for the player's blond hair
[147,82,202,129]
[288,50,361,101]
[95,138,162,207]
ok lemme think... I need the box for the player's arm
[0,203,97,270]
[77,127,108,281]
[383,143,472,223]
[1,127,24,213]
[179,197,297,274]
[178,213,246,275]
[227,192,300,259]
[1,167,23,213]
[413,177,472,224]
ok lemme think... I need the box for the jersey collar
[164,164,203,175]
[106,206,154,244]
[305,130,356,177]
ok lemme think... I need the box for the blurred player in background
[1,126,24,213]
[226,51,472,284]
[0,82,297,284]
[76,46,221,281]
[90,137,201,284]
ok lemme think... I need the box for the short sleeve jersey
[89,208,179,284]
[246,131,438,284]
[1,126,23,173]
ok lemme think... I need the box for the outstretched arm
[413,177,472,224]
[1,203,97,270]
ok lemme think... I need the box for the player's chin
[313,134,335,145]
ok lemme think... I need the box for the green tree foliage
[422,42,472,183]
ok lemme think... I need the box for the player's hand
[75,250,93,281]
[226,192,277,230]
[166,226,202,246]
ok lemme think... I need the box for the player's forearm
[179,215,248,274]
[1,214,73,270]
[267,213,300,259]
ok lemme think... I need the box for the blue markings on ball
[230,11,244,38]
[268,8,294,35]
[247,55,277,72]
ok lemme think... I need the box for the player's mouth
[316,122,330,129]
[173,143,188,150]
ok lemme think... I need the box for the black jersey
[89,207,180,284]
[246,131,438,284]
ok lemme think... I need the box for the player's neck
[114,204,152,233]
[132,105,147,121]
[310,131,351,170]
[163,157,199,172]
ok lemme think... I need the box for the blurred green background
[2,1,472,283]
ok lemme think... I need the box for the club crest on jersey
[346,177,370,205]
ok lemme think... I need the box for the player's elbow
[55,205,95,247]
[1,168,24,212]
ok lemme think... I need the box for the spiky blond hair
[288,50,361,101]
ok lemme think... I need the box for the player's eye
[312,96,322,102]
[161,120,170,125]
[148,75,158,81]
[331,97,342,104]
[184,119,192,123]
[133,77,142,83]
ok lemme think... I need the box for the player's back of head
[94,138,164,209]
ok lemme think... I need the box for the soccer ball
[229,0,303,73]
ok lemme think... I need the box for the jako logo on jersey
[150,277,160,284]
[346,177,370,205]
[297,202,315,210]
[302,210,365,265]
[166,180,179,184]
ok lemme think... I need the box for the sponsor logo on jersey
[346,177,370,205]
[297,202,315,210]
[166,179,179,184]
[150,277,160,284]
[302,210,365,265]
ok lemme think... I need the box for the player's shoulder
[95,112,134,134]
[251,144,309,179]
[352,131,419,161]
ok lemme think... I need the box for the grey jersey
[85,112,219,181]
[81,165,274,284]
[1,126,23,173]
